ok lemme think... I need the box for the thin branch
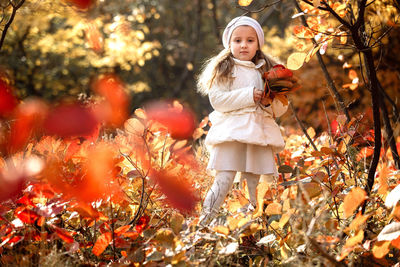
[0,0,26,50]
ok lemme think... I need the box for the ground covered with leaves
[1,92,400,266]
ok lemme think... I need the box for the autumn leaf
[253,181,270,217]
[92,74,129,127]
[377,163,390,195]
[385,184,400,208]
[0,79,18,117]
[372,240,391,259]
[344,212,370,233]
[84,21,103,53]
[92,232,112,256]
[135,215,150,233]
[343,187,367,218]
[238,0,253,6]
[149,169,198,213]
[287,52,306,70]
[66,0,94,10]
[377,222,400,241]
[345,229,364,247]
[265,202,282,216]
[293,25,314,39]
[145,101,196,140]
[52,225,75,244]
[7,99,48,154]
[43,103,99,138]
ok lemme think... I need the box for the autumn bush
[1,0,400,266]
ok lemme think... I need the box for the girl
[197,16,288,224]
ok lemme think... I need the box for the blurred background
[1,0,399,135]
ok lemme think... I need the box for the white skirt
[207,141,278,176]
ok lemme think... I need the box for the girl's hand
[260,96,272,106]
[253,88,263,103]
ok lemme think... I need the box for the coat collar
[233,58,266,69]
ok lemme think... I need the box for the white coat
[205,58,288,154]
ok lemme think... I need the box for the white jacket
[205,58,288,153]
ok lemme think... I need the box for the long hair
[196,48,280,96]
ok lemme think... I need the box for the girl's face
[229,25,259,61]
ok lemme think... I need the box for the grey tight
[202,171,260,219]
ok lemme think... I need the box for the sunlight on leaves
[343,187,367,218]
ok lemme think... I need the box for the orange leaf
[372,241,391,259]
[345,212,370,233]
[377,163,389,195]
[391,236,400,249]
[52,225,75,244]
[348,69,358,80]
[345,229,364,247]
[92,232,112,256]
[343,187,367,218]
[92,74,129,127]
[293,25,314,39]
[114,225,131,236]
[265,202,282,216]
[356,147,374,161]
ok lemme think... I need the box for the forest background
[1,0,400,266]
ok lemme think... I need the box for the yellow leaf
[278,212,291,228]
[253,181,270,217]
[287,52,306,70]
[238,0,253,6]
[124,118,145,135]
[213,225,230,236]
[343,187,367,218]
[313,0,320,8]
[265,202,282,216]
[372,241,391,258]
[307,127,316,139]
[134,108,147,119]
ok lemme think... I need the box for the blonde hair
[196,48,279,96]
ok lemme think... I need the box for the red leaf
[15,208,39,224]
[92,74,129,127]
[150,169,199,213]
[146,101,196,140]
[52,225,75,244]
[92,232,112,256]
[7,99,48,154]
[67,0,94,10]
[43,103,99,138]
[8,235,23,246]
[16,195,35,207]
[135,215,150,233]
[0,80,18,117]
[0,163,27,202]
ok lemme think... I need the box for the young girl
[197,16,288,224]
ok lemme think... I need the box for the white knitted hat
[222,16,264,49]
